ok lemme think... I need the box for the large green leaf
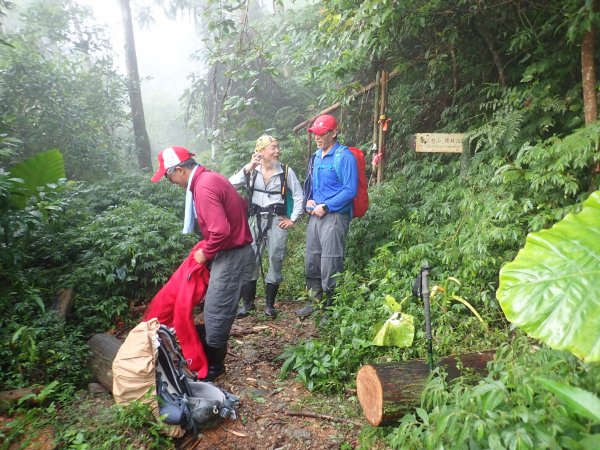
[372,312,415,347]
[9,149,65,208]
[536,377,600,423]
[497,191,600,362]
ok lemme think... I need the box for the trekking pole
[420,265,434,372]
[255,214,271,292]
[257,236,267,291]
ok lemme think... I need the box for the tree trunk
[474,24,506,87]
[581,3,600,179]
[119,0,152,171]
[87,333,123,392]
[52,288,74,319]
[582,23,597,125]
[356,350,495,426]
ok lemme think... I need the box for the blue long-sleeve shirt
[309,142,358,214]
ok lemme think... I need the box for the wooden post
[371,70,380,183]
[377,70,388,184]
[356,350,495,426]
[87,333,123,392]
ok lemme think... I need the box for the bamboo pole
[292,71,398,134]
[377,70,388,184]
[372,70,380,179]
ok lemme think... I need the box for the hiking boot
[295,301,316,317]
[201,345,227,382]
[236,280,257,318]
[265,283,279,318]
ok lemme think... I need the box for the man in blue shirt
[296,114,358,317]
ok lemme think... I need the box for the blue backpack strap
[303,153,316,209]
[332,145,349,181]
[332,145,354,217]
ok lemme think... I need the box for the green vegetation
[1,0,599,448]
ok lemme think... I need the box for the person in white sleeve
[229,135,304,318]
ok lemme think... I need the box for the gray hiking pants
[249,213,289,284]
[204,244,254,347]
[304,212,350,295]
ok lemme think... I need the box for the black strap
[248,164,288,215]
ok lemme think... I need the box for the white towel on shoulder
[182,165,198,234]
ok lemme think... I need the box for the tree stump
[87,333,123,392]
[356,350,495,426]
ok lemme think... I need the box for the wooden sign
[415,133,464,153]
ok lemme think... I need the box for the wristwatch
[322,204,329,213]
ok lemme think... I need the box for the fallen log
[357,350,495,426]
[0,385,44,406]
[87,333,123,392]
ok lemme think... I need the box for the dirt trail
[177,300,364,449]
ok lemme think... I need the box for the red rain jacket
[143,242,210,378]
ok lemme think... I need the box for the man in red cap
[296,115,358,318]
[149,146,254,381]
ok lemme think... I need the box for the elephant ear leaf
[497,191,600,362]
[9,149,65,209]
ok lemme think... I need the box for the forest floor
[0,298,369,450]
[176,298,365,450]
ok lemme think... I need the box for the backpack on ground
[155,325,239,434]
[112,319,239,437]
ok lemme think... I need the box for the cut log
[356,350,495,426]
[87,333,123,392]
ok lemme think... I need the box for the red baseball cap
[308,114,337,135]
[151,146,195,182]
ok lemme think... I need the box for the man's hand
[278,217,295,229]
[243,152,262,173]
[305,199,316,213]
[313,204,328,218]
[194,248,207,265]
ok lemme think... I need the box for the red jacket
[191,167,252,260]
[143,242,210,377]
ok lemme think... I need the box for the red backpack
[347,147,369,218]
[305,145,370,219]
[332,146,368,218]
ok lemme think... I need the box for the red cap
[308,114,337,135]
[151,146,195,182]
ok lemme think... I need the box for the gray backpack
[155,325,239,434]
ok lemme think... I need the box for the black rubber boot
[265,283,279,318]
[201,345,227,382]
[236,280,257,318]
